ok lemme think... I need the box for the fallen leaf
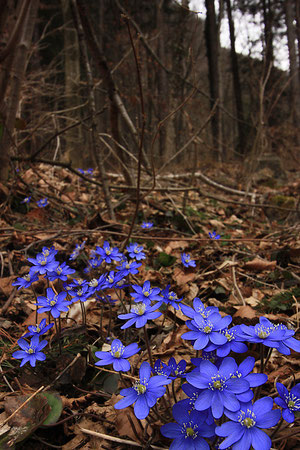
[233,305,258,319]
[244,258,276,271]
[0,276,15,297]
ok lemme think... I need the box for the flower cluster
[10,237,300,450]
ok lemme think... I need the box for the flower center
[24,274,31,281]
[50,299,57,306]
[126,264,130,269]
[134,303,146,315]
[213,380,222,389]
[186,427,194,437]
[209,375,226,391]
[135,383,147,395]
[256,326,271,339]
[35,326,41,332]
[143,291,150,297]
[114,351,121,358]
[105,249,111,255]
[203,325,212,334]
[57,267,62,274]
[28,348,35,354]
[238,409,256,428]
[225,331,233,341]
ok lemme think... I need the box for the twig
[79,427,168,449]
[0,287,17,316]
[231,255,246,306]
[44,353,82,391]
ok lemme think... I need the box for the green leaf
[157,252,176,267]
[40,392,63,426]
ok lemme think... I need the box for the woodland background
[0,1,300,449]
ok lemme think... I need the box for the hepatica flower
[114,361,171,419]
[180,297,218,319]
[37,198,49,208]
[206,325,248,357]
[130,280,161,305]
[186,357,250,419]
[69,240,86,261]
[95,339,140,372]
[12,272,39,289]
[118,301,162,329]
[182,312,232,351]
[181,253,196,268]
[141,221,153,229]
[160,285,182,310]
[23,318,54,338]
[275,382,300,422]
[47,262,75,281]
[116,259,141,276]
[12,335,48,367]
[21,196,31,204]
[126,242,146,261]
[96,241,123,263]
[238,316,300,354]
[28,252,59,275]
[216,397,281,450]
[36,288,70,318]
[161,402,215,450]
[209,231,220,240]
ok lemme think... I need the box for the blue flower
[12,335,48,367]
[141,221,153,229]
[180,297,218,319]
[216,397,281,449]
[229,356,267,403]
[152,359,173,378]
[160,402,215,449]
[95,241,123,263]
[126,243,146,261]
[37,198,49,207]
[46,262,75,281]
[23,318,54,338]
[95,339,140,372]
[205,325,248,357]
[160,285,182,310]
[103,270,126,290]
[116,259,141,276]
[181,312,232,351]
[191,350,222,368]
[69,240,86,261]
[118,301,162,329]
[28,252,59,275]
[237,317,299,353]
[275,382,300,423]
[114,361,171,419]
[186,357,250,419]
[209,231,220,240]
[12,272,39,289]
[130,280,161,305]
[36,288,70,318]
[88,274,107,294]
[21,196,31,204]
[69,284,91,303]
[167,357,187,379]
[181,253,196,268]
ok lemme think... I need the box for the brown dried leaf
[0,276,15,297]
[172,267,195,285]
[243,258,276,272]
[233,305,258,319]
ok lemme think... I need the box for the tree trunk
[204,0,221,158]
[156,0,169,163]
[285,0,300,141]
[70,0,115,219]
[225,0,247,155]
[0,0,39,182]
[61,0,82,166]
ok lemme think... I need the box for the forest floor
[0,161,299,449]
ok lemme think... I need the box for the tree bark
[0,0,39,182]
[61,0,82,166]
[225,0,247,155]
[70,0,115,219]
[204,0,221,158]
[285,0,300,140]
